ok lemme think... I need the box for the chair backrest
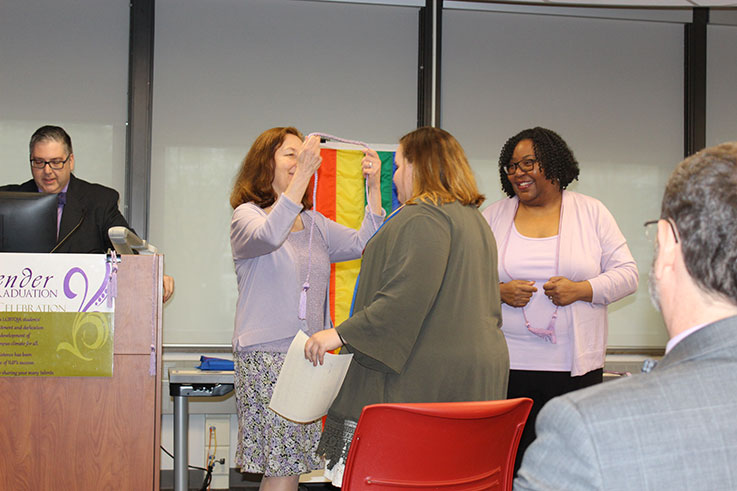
[342,398,533,491]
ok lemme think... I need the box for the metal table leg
[173,394,189,491]
[169,370,234,491]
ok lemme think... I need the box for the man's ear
[69,153,75,173]
[654,219,678,278]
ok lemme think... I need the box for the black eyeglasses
[644,218,679,244]
[503,158,538,175]
[30,154,71,170]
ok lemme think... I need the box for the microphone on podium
[108,226,158,255]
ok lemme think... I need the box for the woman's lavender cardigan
[230,194,384,351]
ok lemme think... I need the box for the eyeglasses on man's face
[644,218,679,244]
[503,158,538,175]
[30,154,71,170]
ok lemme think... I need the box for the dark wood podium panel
[0,255,163,491]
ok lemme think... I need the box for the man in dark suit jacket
[1,125,129,253]
[514,142,737,490]
[1,173,130,254]
[1,125,173,300]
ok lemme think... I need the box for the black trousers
[508,367,603,474]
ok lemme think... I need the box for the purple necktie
[57,192,66,239]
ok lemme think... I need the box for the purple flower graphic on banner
[63,263,111,312]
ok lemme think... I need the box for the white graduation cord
[298,132,380,320]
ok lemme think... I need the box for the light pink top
[483,191,638,376]
[502,225,572,370]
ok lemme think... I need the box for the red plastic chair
[341,398,533,491]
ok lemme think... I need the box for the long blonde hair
[399,127,484,207]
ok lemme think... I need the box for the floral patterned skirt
[233,350,322,477]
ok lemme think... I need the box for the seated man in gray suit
[1,125,174,301]
[514,142,737,491]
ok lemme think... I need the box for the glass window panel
[0,1,129,208]
[707,24,737,147]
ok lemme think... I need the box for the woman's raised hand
[296,134,323,178]
[283,135,322,205]
[362,148,382,214]
[362,149,381,188]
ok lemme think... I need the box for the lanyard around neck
[500,196,564,343]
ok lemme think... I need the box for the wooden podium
[0,255,163,490]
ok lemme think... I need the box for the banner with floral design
[0,253,115,377]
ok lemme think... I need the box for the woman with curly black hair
[482,127,639,472]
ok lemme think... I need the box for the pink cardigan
[482,191,638,376]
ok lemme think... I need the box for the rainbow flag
[314,145,398,326]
